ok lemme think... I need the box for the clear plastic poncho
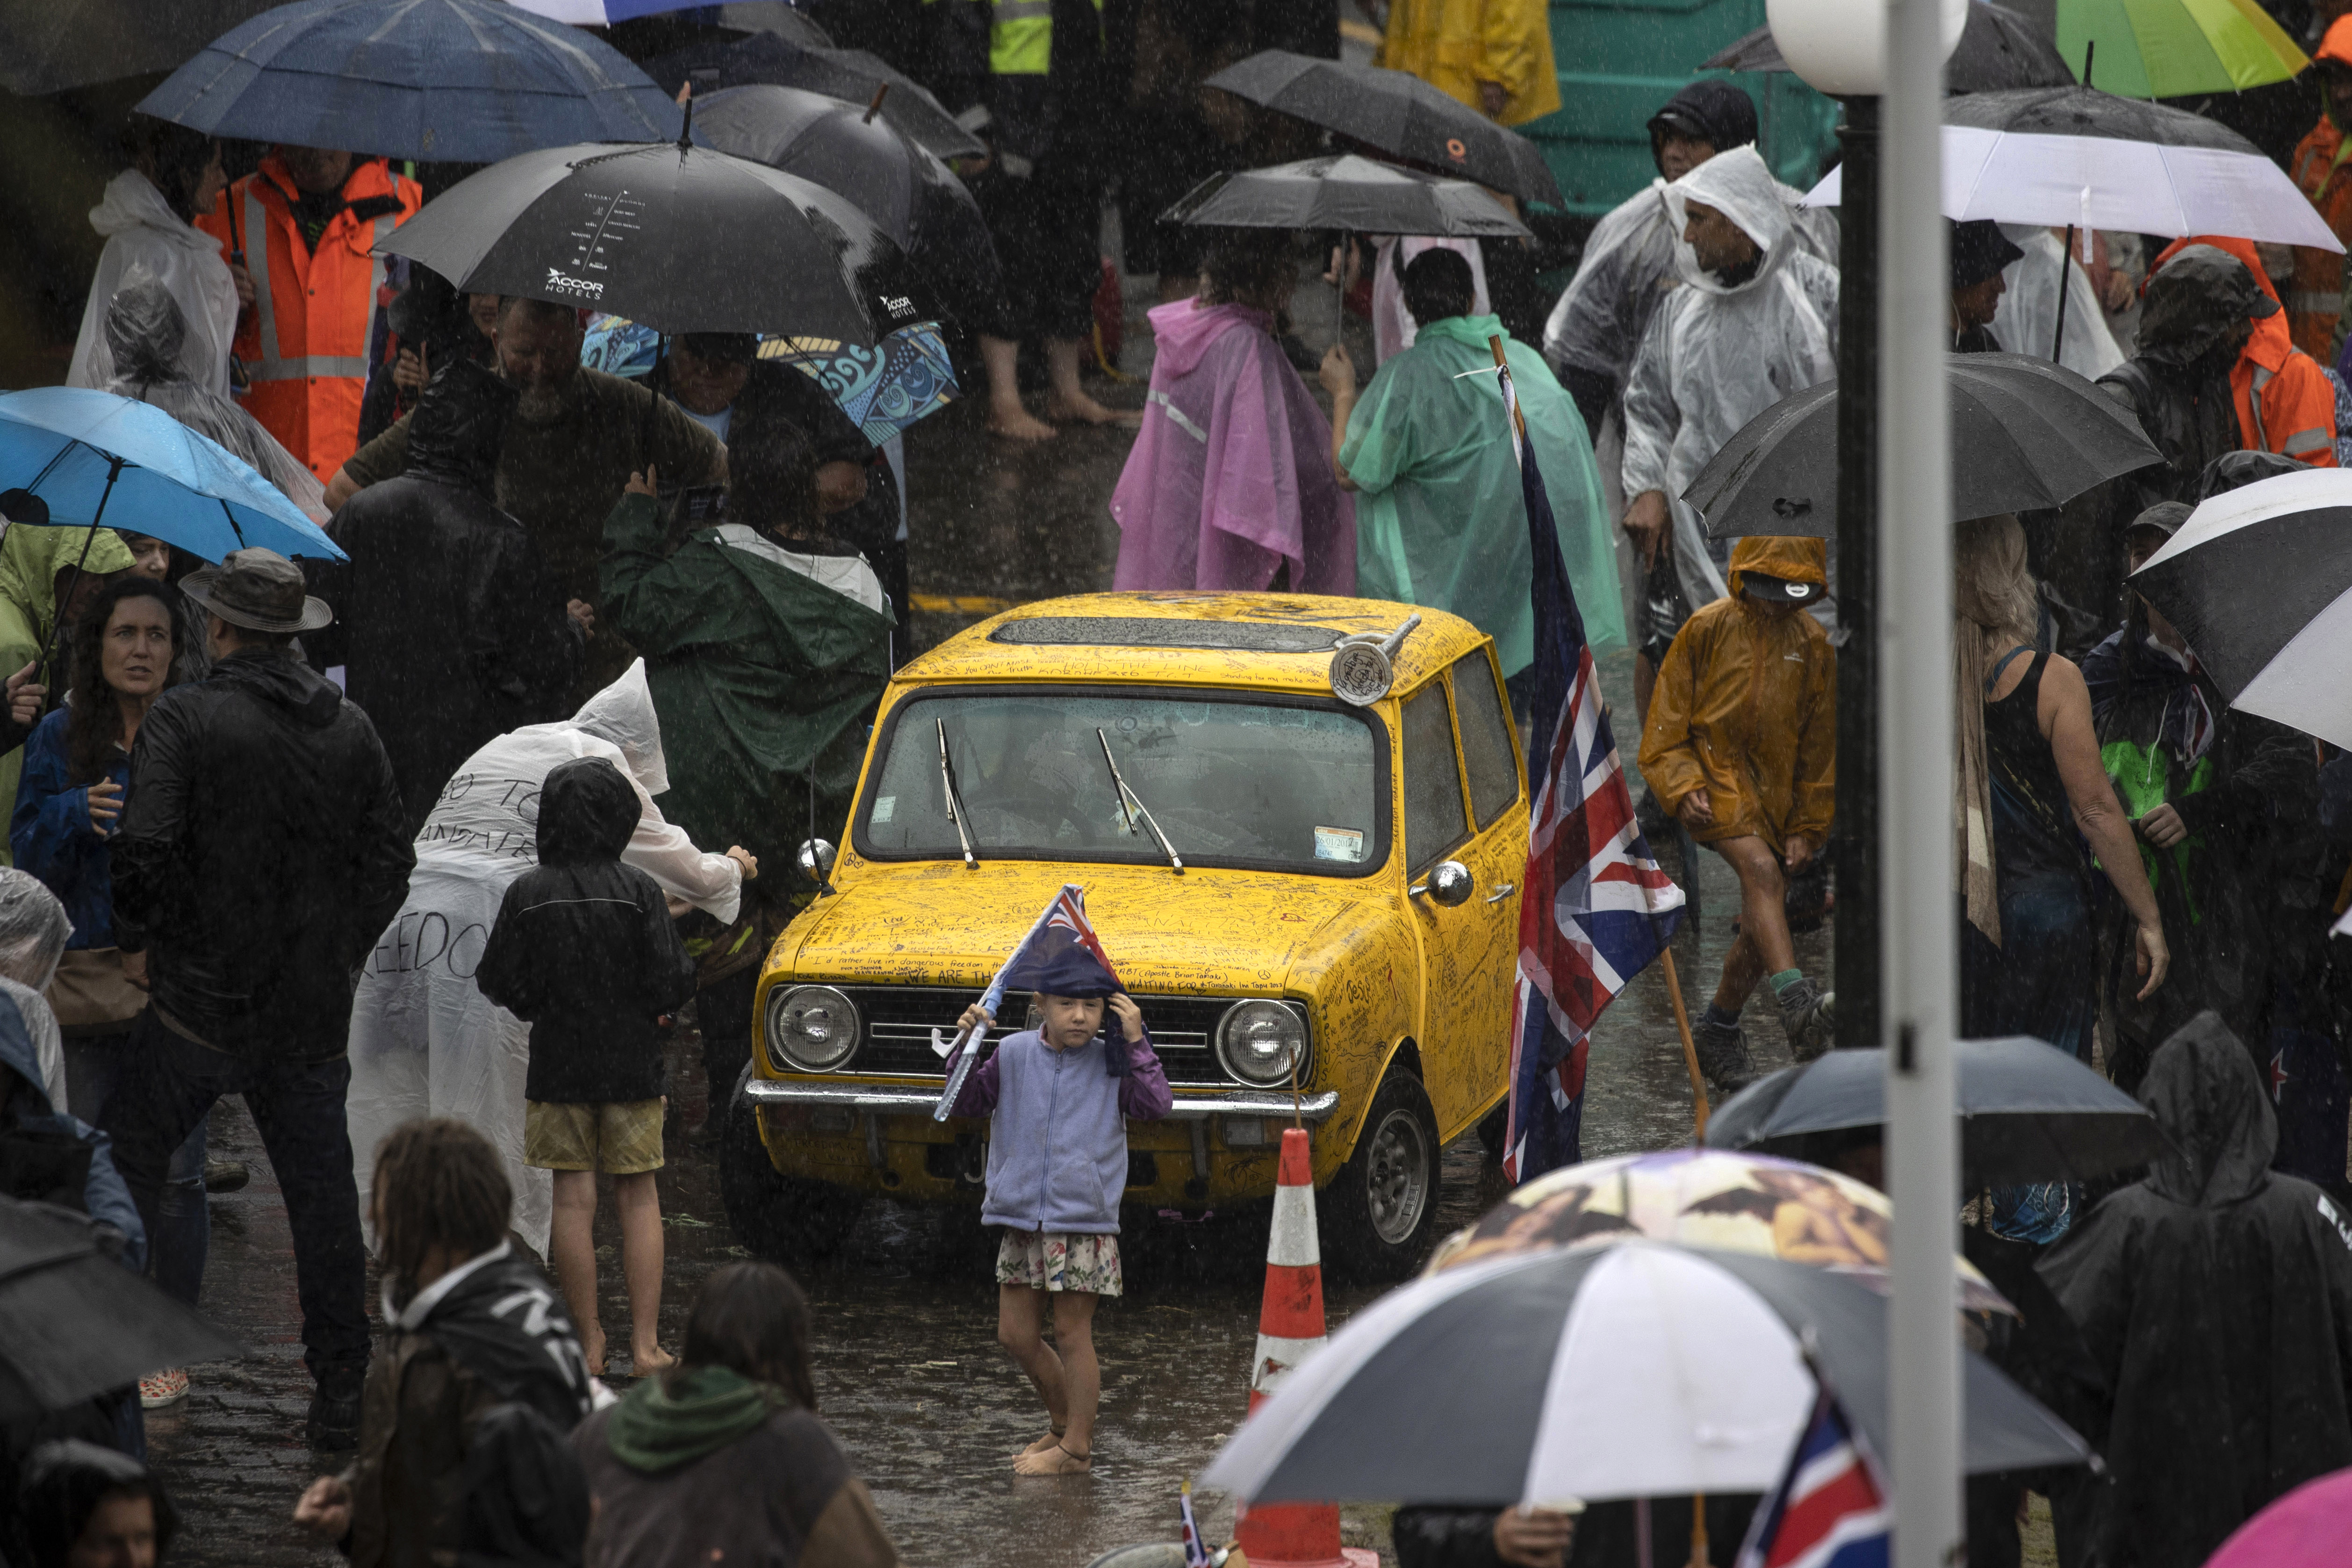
[1619,147,1840,614]
[67,170,239,402]
[0,868,72,1111]
[96,272,329,525]
[345,662,741,1256]
[1991,224,2124,380]
[1544,167,1838,404]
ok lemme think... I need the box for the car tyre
[1320,1067,1441,1283]
[718,1063,867,1266]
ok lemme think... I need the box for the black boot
[1777,977,1836,1062]
[1693,1017,1757,1096]
[307,1362,367,1451]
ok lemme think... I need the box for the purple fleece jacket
[951,1028,1173,1234]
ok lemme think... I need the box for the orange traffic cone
[1235,1128,1377,1568]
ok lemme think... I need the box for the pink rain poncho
[1112,299,1355,593]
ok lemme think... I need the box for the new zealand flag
[1496,353,1685,1184]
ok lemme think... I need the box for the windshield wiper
[937,718,977,868]
[1096,728,1184,873]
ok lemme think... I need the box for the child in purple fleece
[949,988,1172,1475]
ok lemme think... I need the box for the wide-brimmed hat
[1949,220,2025,291]
[179,547,333,633]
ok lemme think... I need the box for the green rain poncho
[1340,315,1623,675]
[0,523,134,867]
[600,493,893,884]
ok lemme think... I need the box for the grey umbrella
[1704,1036,2168,1186]
[1703,2,2074,94]
[1203,1240,2091,1506]
[1167,154,1530,239]
[1685,352,2158,539]
[0,1199,242,1417]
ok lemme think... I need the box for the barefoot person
[946,941,1172,1474]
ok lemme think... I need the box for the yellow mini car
[719,591,1529,1280]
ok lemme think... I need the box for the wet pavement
[147,270,1830,1566]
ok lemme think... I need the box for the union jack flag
[1496,352,1684,1184]
[1180,1480,1212,1568]
[1735,1384,1891,1568]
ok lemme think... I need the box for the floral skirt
[996,1230,1122,1296]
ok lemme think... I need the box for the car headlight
[1216,1000,1308,1086]
[766,985,861,1072]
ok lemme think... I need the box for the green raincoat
[600,493,893,884]
[1339,314,1624,675]
[0,524,134,866]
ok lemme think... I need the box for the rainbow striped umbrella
[2057,0,2308,98]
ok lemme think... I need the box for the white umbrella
[1800,124,2343,253]
[1201,1239,2091,1506]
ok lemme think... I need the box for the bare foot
[632,1343,677,1374]
[581,1324,607,1380]
[1013,1442,1093,1476]
[1044,391,1138,427]
[1019,1428,1066,1458]
[989,403,1057,442]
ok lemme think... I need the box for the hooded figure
[2039,1013,2352,1568]
[1341,268,1624,675]
[1988,224,2126,380]
[0,523,134,870]
[16,1440,178,1568]
[1544,86,1835,435]
[346,662,744,1258]
[0,870,69,1115]
[311,357,583,838]
[0,982,142,1269]
[2150,234,2337,468]
[95,273,328,520]
[1109,296,1357,595]
[1620,147,1841,622]
[1637,534,1835,854]
[475,757,700,1111]
[67,165,237,399]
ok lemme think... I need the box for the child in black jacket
[477,755,698,1376]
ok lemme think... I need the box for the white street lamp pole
[1879,0,1962,1558]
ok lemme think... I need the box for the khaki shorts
[524,1099,666,1174]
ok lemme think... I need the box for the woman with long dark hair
[11,575,209,1407]
[575,1262,899,1568]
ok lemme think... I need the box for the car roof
[895,591,1491,698]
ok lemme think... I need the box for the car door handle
[1485,882,1517,904]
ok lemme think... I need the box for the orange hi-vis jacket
[197,155,420,483]
[1637,534,1836,856]
[2154,234,2338,467]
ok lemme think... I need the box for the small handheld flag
[933,885,1127,1120]
[1180,1480,1211,1568]
[1734,1380,1890,1568]
[1489,336,1686,1183]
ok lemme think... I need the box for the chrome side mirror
[798,837,837,893]
[1410,860,1474,907]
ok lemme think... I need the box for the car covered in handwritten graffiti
[718,591,1530,1280]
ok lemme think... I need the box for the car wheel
[1321,1068,1441,1283]
[718,1063,867,1266]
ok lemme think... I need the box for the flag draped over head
[1735,1384,1891,1568]
[934,885,1126,1119]
[1495,342,1685,1185]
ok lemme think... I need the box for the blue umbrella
[1,388,342,673]
[135,0,683,165]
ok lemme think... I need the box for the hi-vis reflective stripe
[243,192,400,383]
[1150,389,1208,443]
[249,355,372,381]
[2286,427,2334,456]
[2292,290,2340,315]
[247,187,280,367]
[1266,1180,1318,1266]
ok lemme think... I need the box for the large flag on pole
[1494,340,1685,1183]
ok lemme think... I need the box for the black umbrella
[1704,1036,2168,1186]
[2129,469,2352,749]
[1167,154,1531,238]
[0,1199,242,1417]
[1202,49,1563,208]
[714,1,834,47]
[375,130,942,342]
[1685,352,2158,539]
[694,83,1004,335]
[1703,2,2075,93]
[1944,82,2260,149]
[1203,1240,2091,1506]
[642,32,985,160]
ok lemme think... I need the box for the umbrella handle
[35,459,122,684]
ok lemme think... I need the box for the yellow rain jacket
[1637,535,1835,852]
[1378,0,1561,128]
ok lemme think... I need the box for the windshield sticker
[1314,827,1365,863]
[873,795,896,823]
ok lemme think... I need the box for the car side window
[1402,680,1469,874]
[1450,654,1520,830]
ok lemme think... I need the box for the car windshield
[858,690,1384,874]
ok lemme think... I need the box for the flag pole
[1490,335,1710,1141]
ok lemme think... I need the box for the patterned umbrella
[1424,1148,2016,1315]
